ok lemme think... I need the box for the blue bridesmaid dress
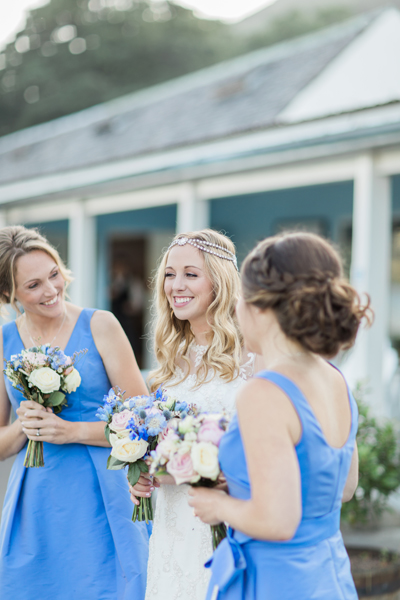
[206,370,358,600]
[0,308,150,600]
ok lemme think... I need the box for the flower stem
[211,523,227,551]
[23,440,44,468]
[132,497,154,523]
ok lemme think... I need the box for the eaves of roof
[1,101,399,206]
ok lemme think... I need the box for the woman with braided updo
[189,231,371,600]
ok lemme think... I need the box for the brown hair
[241,231,372,357]
[0,225,72,313]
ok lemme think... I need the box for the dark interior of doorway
[110,236,147,369]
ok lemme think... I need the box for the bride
[129,229,256,600]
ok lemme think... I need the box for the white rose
[62,368,81,393]
[191,442,220,480]
[178,415,195,435]
[109,434,148,463]
[164,395,176,410]
[28,367,61,394]
[177,440,193,456]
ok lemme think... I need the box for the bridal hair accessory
[168,237,238,270]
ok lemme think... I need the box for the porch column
[176,182,210,233]
[346,154,392,415]
[68,202,97,308]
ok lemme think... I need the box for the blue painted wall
[25,220,69,263]
[393,175,400,216]
[210,181,354,264]
[96,204,177,309]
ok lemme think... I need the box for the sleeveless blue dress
[0,308,150,600]
[205,370,358,600]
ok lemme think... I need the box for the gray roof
[0,12,378,186]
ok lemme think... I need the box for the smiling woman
[129,229,256,600]
[0,225,150,600]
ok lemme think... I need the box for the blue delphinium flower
[96,404,113,422]
[103,389,118,408]
[128,422,149,442]
[145,412,167,437]
[49,349,69,371]
[155,386,167,402]
[175,401,187,412]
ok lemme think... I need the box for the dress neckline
[13,308,85,355]
[188,340,209,368]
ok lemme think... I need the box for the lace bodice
[164,351,255,416]
[144,354,255,600]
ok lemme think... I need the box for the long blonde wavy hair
[149,229,242,391]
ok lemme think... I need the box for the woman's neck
[259,326,311,370]
[189,321,212,347]
[21,304,68,343]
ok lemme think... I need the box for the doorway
[110,236,147,368]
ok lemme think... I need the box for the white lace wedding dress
[144,347,254,600]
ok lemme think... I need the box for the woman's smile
[173,296,194,308]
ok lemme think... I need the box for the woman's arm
[189,378,303,541]
[0,327,32,460]
[91,310,148,397]
[342,445,358,502]
[21,310,149,448]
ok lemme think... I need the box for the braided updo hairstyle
[241,232,372,357]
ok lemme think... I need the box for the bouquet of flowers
[4,344,86,467]
[149,412,229,549]
[96,386,196,524]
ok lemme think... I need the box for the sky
[0,0,276,50]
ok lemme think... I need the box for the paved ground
[343,525,400,552]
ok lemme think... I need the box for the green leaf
[46,391,66,407]
[107,455,126,470]
[127,462,141,487]
[138,460,149,473]
[104,425,111,444]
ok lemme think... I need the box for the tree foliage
[0,1,355,137]
[0,0,237,136]
[341,385,400,526]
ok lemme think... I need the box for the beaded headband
[168,237,238,270]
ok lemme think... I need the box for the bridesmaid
[189,231,371,600]
[0,226,150,600]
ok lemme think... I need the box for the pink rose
[166,453,200,485]
[197,421,225,447]
[110,410,132,433]
[64,366,74,376]
[23,352,48,372]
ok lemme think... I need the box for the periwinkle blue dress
[206,370,358,600]
[0,308,150,600]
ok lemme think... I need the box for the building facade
[1,9,400,413]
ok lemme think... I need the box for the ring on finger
[36,429,40,437]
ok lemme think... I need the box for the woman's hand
[188,487,227,525]
[19,401,74,445]
[128,473,160,506]
[214,473,228,492]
